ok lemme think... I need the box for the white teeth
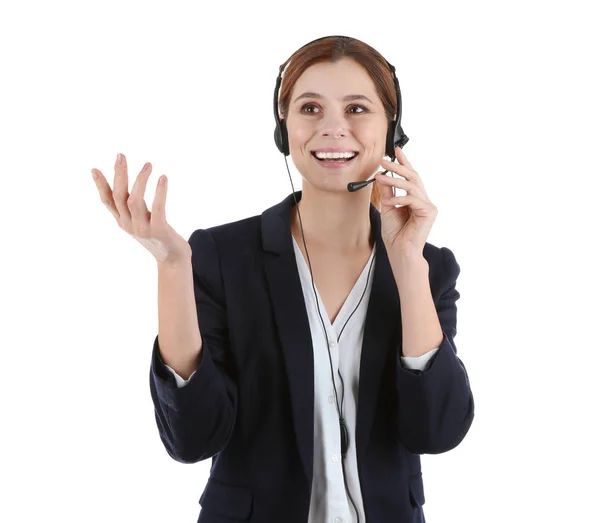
[314,151,357,159]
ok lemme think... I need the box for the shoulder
[188,214,263,258]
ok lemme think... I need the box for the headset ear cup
[395,124,409,150]
[397,132,409,149]
[386,120,396,159]
[274,118,289,155]
[280,119,289,156]
[274,125,283,153]
[388,122,410,157]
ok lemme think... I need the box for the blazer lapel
[261,190,315,485]
[260,191,401,486]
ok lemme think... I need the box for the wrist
[389,251,427,270]
[157,255,192,272]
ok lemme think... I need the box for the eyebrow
[292,92,375,104]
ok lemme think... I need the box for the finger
[376,173,396,202]
[91,168,120,221]
[112,153,132,229]
[150,175,168,229]
[381,157,425,191]
[384,193,431,214]
[128,162,152,236]
[395,145,415,171]
[376,173,429,202]
[380,158,413,180]
[383,193,414,207]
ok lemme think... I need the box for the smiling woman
[144,34,474,523]
[277,36,401,211]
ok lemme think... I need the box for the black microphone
[347,170,388,192]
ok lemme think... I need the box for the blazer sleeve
[400,347,439,370]
[164,362,195,387]
[394,246,475,455]
[149,228,238,464]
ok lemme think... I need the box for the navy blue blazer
[149,190,475,523]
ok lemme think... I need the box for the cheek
[356,133,385,157]
[288,124,312,149]
[374,129,390,155]
[357,122,386,143]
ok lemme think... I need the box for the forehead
[291,58,378,100]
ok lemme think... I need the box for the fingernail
[117,153,123,165]
[91,169,98,180]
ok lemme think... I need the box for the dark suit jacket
[149,190,475,523]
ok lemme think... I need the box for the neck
[290,184,374,254]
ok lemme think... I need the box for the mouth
[310,150,359,168]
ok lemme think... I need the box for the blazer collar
[261,190,401,486]
[261,190,381,255]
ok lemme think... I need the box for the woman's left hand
[375,145,438,259]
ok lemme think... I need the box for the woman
[91,35,474,523]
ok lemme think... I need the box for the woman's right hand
[92,153,192,265]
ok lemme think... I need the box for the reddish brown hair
[278,36,398,211]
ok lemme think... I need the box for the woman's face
[285,57,389,191]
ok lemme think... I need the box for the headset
[272,35,409,523]
[274,36,409,161]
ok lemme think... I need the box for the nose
[319,110,348,138]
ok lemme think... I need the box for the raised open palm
[91,153,191,265]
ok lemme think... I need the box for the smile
[310,151,359,168]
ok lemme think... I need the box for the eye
[301,103,319,114]
[349,105,368,114]
[300,104,369,114]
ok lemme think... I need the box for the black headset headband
[273,35,409,158]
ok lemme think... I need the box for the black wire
[336,250,376,417]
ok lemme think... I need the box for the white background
[1,0,598,521]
